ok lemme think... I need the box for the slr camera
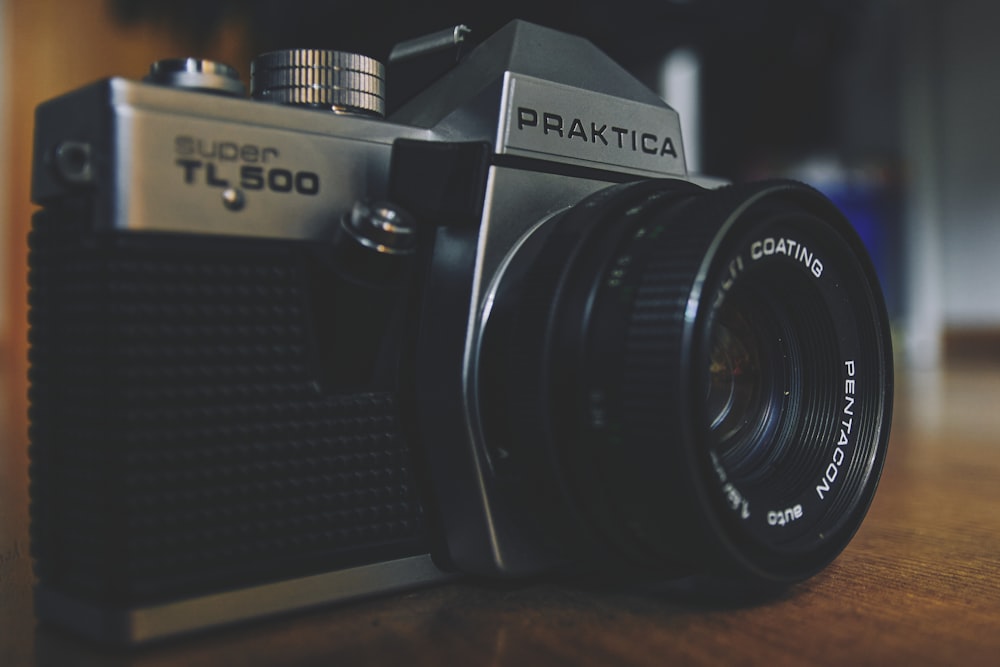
[29,20,893,645]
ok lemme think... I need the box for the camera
[28,20,893,645]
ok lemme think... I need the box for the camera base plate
[35,554,453,645]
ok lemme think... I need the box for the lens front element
[706,296,780,469]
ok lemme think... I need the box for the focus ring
[559,186,727,567]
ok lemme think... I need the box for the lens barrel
[479,179,893,583]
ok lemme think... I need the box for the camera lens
[705,293,782,476]
[706,299,768,455]
[479,179,892,583]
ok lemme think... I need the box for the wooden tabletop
[2,361,999,666]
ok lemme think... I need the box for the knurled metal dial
[250,49,385,117]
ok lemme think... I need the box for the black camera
[28,21,893,645]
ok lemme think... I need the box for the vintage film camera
[28,20,893,645]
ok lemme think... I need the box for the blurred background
[1,0,998,466]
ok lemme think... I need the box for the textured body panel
[28,207,431,605]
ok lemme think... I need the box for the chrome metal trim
[35,554,452,645]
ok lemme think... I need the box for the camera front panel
[398,156,624,576]
[28,81,451,644]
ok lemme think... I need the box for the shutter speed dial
[250,49,386,118]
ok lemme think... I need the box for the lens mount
[479,178,893,583]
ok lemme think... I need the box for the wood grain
[3,364,1000,666]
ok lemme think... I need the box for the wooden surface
[2,361,999,666]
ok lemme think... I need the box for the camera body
[29,19,894,647]
[29,21,691,643]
